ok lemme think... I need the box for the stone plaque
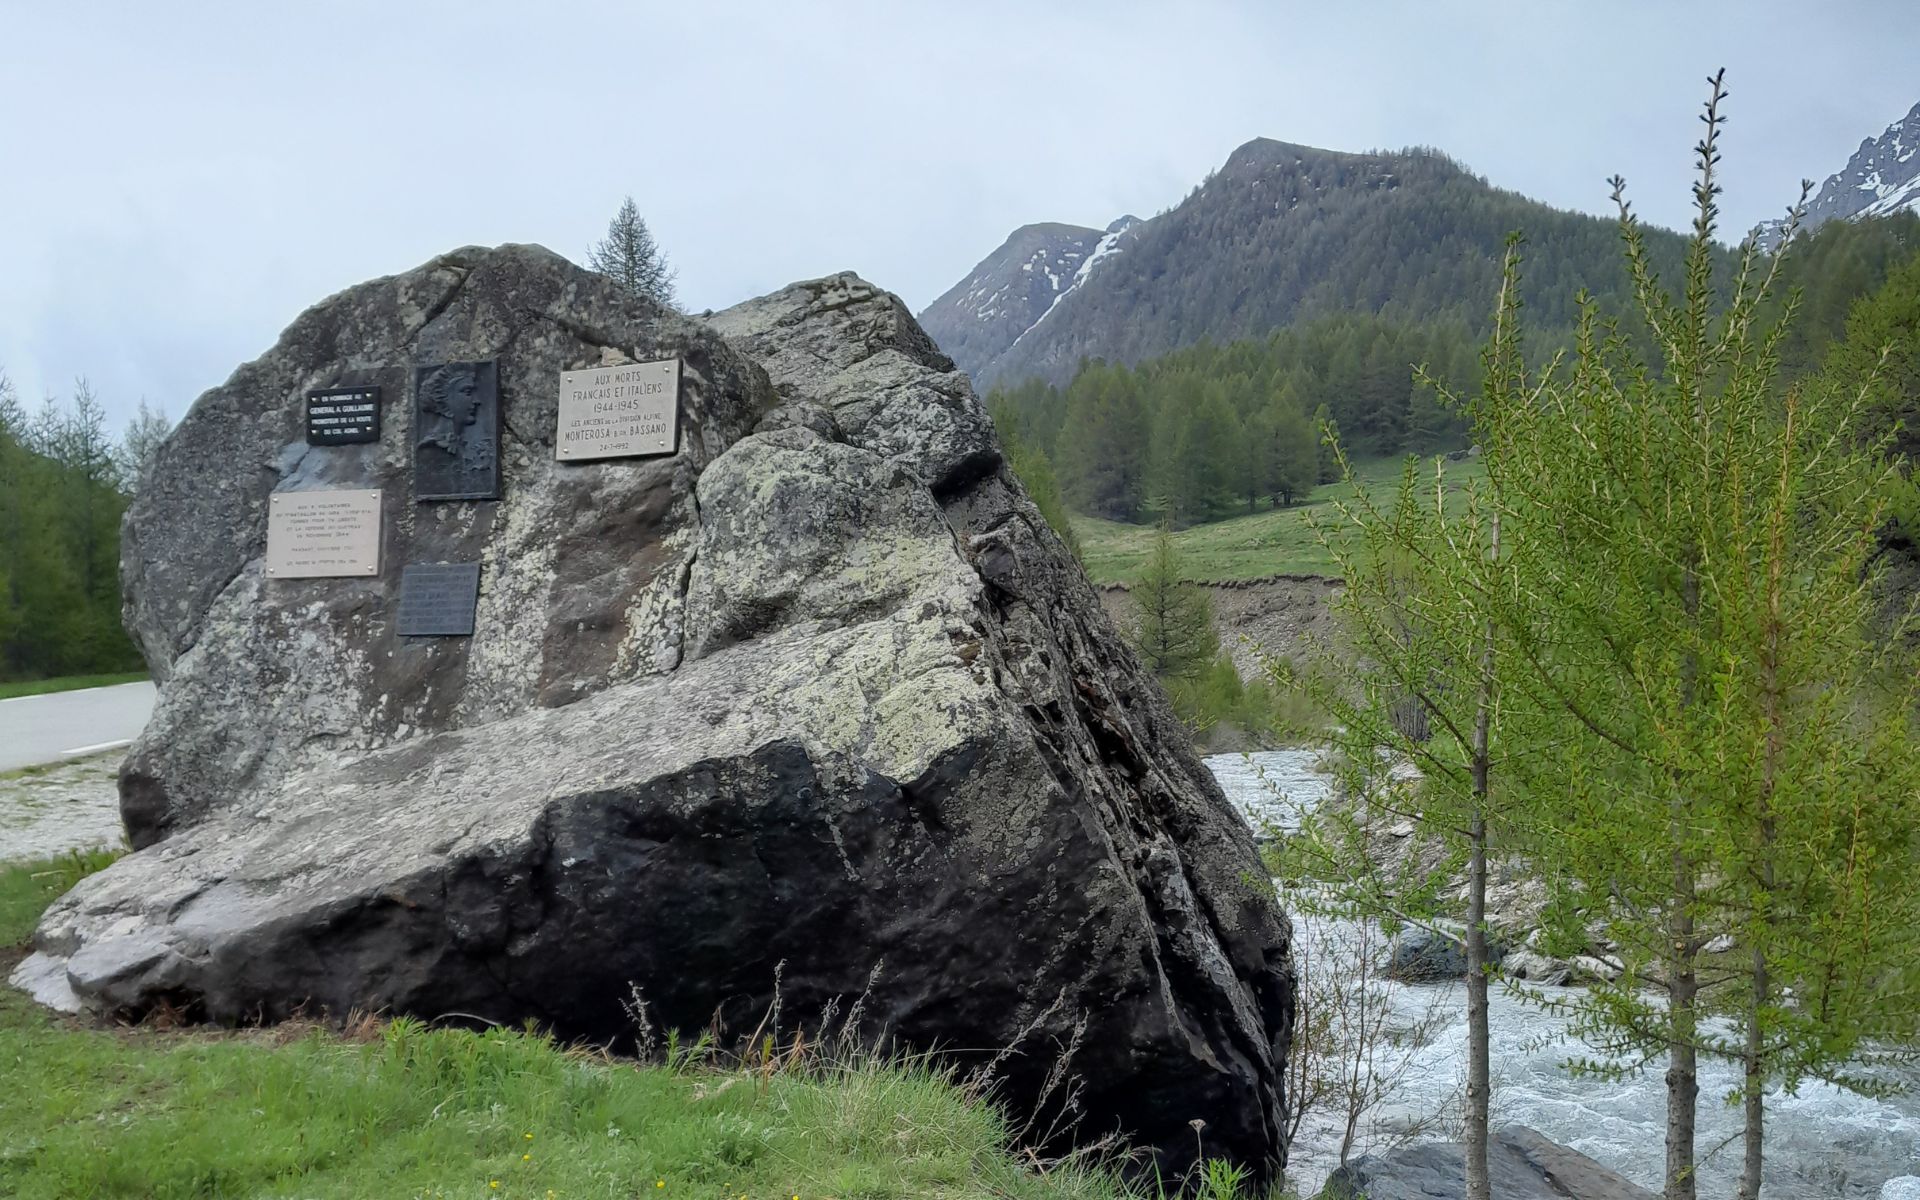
[265,488,382,579]
[414,360,500,501]
[396,562,481,637]
[305,385,381,444]
[554,358,680,461]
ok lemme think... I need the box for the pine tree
[990,396,1082,561]
[588,197,677,309]
[116,400,171,494]
[1143,396,1200,525]
[61,380,120,611]
[0,373,24,662]
[1129,523,1217,679]
[0,375,143,680]
[1482,75,1920,1200]
[1179,386,1244,521]
[1056,363,1149,520]
[1280,242,1530,1199]
[1286,75,1920,1200]
[1312,403,1341,483]
[1260,393,1319,506]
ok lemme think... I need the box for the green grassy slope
[1072,455,1483,585]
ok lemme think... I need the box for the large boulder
[113,245,774,847]
[12,252,1295,1179]
[1320,1127,1654,1199]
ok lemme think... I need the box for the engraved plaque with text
[265,489,382,578]
[396,563,482,637]
[414,360,500,501]
[555,358,679,461]
[305,386,381,444]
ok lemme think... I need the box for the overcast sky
[3,0,1915,429]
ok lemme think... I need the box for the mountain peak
[917,217,1141,380]
[1218,137,1366,175]
[1760,99,1920,250]
[1007,220,1102,240]
[920,132,1692,388]
[1223,136,1307,165]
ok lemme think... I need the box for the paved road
[0,682,156,772]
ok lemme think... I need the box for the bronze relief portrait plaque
[413,360,500,501]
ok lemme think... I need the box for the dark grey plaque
[306,386,381,444]
[413,360,500,501]
[396,562,481,637]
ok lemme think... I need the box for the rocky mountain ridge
[917,216,1139,386]
[1759,100,1920,250]
[920,137,1693,390]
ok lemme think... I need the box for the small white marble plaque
[555,358,680,461]
[265,488,382,578]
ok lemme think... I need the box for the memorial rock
[14,251,1295,1180]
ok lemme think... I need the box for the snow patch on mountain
[1008,216,1140,352]
[917,217,1142,382]
[1758,100,1920,250]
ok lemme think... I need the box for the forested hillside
[0,374,163,681]
[1808,234,1920,597]
[988,313,1477,526]
[1770,209,1920,376]
[931,137,1715,388]
[989,212,1920,551]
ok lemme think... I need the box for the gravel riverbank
[0,754,125,862]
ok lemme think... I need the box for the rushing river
[1206,751,1920,1199]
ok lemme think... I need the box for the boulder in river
[1384,920,1514,983]
[12,250,1295,1181]
[1500,949,1573,987]
[1319,1126,1654,1200]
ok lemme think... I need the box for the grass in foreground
[0,859,1273,1200]
[0,671,149,701]
[1071,455,1484,586]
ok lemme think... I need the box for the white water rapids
[1205,750,1920,1198]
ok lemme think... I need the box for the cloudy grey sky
[3,0,1915,429]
